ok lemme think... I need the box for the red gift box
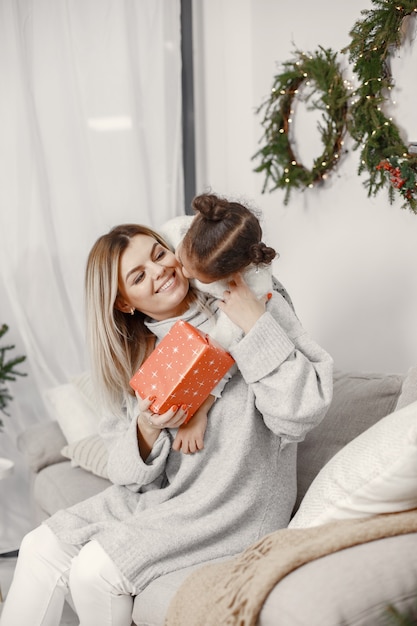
[129,320,235,422]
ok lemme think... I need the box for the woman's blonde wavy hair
[85,224,198,417]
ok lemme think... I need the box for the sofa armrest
[134,533,417,626]
[258,533,417,626]
[17,421,67,473]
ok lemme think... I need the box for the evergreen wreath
[342,0,417,213]
[252,46,350,205]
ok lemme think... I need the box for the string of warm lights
[343,0,417,212]
[252,47,350,205]
[253,0,417,213]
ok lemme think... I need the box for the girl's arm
[172,394,214,453]
[216,272,269,333]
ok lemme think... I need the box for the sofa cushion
[33,461,110,518]
[290,399,417,528]
[294,370,403,512]
[134,558,228,626]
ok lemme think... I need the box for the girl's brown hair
[181,193,277,280]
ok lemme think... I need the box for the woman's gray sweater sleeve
[99,410,171,490]
[230,300,334,443]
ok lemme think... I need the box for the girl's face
[176,243,214,285]
[117,234,190,321]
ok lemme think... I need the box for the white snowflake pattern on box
[130,320,235,421]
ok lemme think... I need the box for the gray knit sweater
[46,292,333,593]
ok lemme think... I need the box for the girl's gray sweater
[46,293,333,593]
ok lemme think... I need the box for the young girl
[161,192,294,454]
[0,223,333,626]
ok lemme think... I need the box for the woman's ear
[115,295,132,314]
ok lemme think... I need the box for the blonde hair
[85,224,197,416]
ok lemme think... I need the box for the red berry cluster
[376,159,415,201]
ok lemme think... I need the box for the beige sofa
[18,367,417,625]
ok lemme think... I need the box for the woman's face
[117,234,190,321]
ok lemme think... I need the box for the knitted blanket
[165,509,417,626]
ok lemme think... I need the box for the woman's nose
[149,261,165,279]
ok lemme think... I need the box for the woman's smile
[156,274,176,293]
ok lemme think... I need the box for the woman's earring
[130,307,135,316]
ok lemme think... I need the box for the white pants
[0,525,136,626]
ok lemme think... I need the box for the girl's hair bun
[250,242,277,265]
[192,194,228,222]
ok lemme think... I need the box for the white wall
[192,0,417,373]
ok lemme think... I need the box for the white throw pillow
[71,371,101,413]
[289,400,417,528]
[61,434,109,479]
[43,379,101,444]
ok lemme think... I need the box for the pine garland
[343,0,417,213]
[253,1,417,213]
[252,47,350,205]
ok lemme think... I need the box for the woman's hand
[136,393,188,459]
[217,272,270,334]
[136,394,189,431]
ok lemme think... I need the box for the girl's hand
[136,393,189,433]
[217,272,270,334]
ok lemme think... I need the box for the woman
[1,224,333,626]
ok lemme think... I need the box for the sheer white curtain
[0,0,184,551]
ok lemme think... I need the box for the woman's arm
[99,397,188,490]
[135,395,188,458]
[231,305,333,442]
[220,274,333,441]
